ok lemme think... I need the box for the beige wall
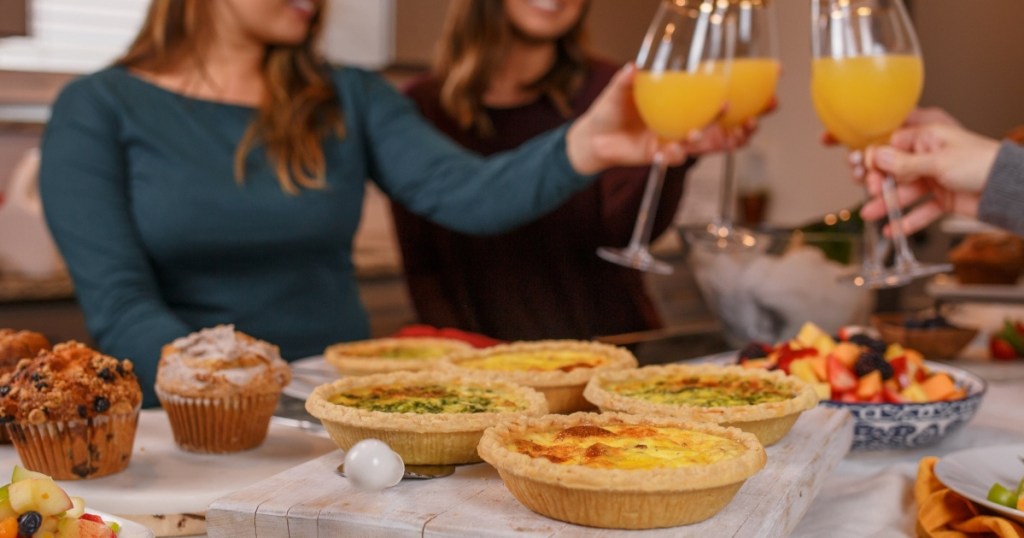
[914,0,1024,139]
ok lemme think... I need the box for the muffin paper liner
[5,407,140,480]
[156,388,280,454]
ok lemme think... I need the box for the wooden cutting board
[207,406,853,537]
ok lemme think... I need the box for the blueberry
[18,511,41,537]
[903,318,924,329]
[0,385,10,397]
[849,334,886,354]
[98,367,115,382]
[93,396,110,413]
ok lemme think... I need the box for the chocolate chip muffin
[155,325,291,453]
[0,341,142,479]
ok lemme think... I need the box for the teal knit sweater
[39,66,593,406]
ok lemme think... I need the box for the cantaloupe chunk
[921,373,957,401]
[856,370,882,400]
[809,356,827,381]
[830,342,861,369]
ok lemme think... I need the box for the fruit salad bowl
[733,322,987,451]
[820,361,986,451]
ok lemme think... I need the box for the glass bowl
[679,225,873,347]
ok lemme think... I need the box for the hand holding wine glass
[810,0,949,288]
[597,0,733,275]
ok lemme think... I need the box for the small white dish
[934,444,1024,524]
[284,355,339,400]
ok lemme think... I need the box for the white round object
[343,439,405,490]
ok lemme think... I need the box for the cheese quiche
[477,412,766,529]
[323,337,473,376]
[305,370,547,464]
[442,340,638,414]
[583,363,817,446]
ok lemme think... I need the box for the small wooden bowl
[870,313,978,359]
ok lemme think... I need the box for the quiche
[305,370,547,464]
[583,363,818,446]
[442,340,638,414]
[477,412,766,529]
[323,337,473,376]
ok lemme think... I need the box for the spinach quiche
[442,340,638,414]
[583,363,818,446]
[477,412,766,529]
[305,370,547,464]
[323,337,473,376]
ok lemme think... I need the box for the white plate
[927,275,1024,304]
[89,509,155,538]
[934,444,1024,524]
[284,355,341,400]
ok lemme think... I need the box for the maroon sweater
[390,59,694,341]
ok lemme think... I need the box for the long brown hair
[116,0,343,194]
[435,0,591,137]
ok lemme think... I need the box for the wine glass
[597,0,733,275]
[810,0,951,288]
[690,0,780,251]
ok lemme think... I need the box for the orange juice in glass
[597,0,732,275]
[811,55,924,149]
[634,69,729,141]
[720,58,780,129]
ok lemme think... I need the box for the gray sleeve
[977,141,1024,235]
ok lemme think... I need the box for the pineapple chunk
[795,322,829,348]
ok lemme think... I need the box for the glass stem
[880,172,920,271]
[718,149,738,229]
[627,152,668,249]
[853,149,885,274]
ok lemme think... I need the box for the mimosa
[811,55,924,149]
[720,58,780,129]
[633,70,729,142]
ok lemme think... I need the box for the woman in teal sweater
[39,0,690,406]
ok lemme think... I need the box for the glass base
[685,224,761,252]
[838,262,952,290]
[597,246,674,275]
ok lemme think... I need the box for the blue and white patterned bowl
[820,361,987,451]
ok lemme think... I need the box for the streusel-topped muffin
[0,341,141,479]
[0,329,52,444]
[0,329,51,372]
[156,325,291,453]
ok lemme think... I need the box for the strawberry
[80,513,104,524]
[990,336,1018,361]
[827,355,858,393]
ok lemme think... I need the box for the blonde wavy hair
[116,0,343,194]
[435,0,591,137]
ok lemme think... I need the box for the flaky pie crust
[323,337,473,376]
[477,412,766,529]
[305,370,547,464]
[583,363,818,446]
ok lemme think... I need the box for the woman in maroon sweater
[391,0,707,341]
